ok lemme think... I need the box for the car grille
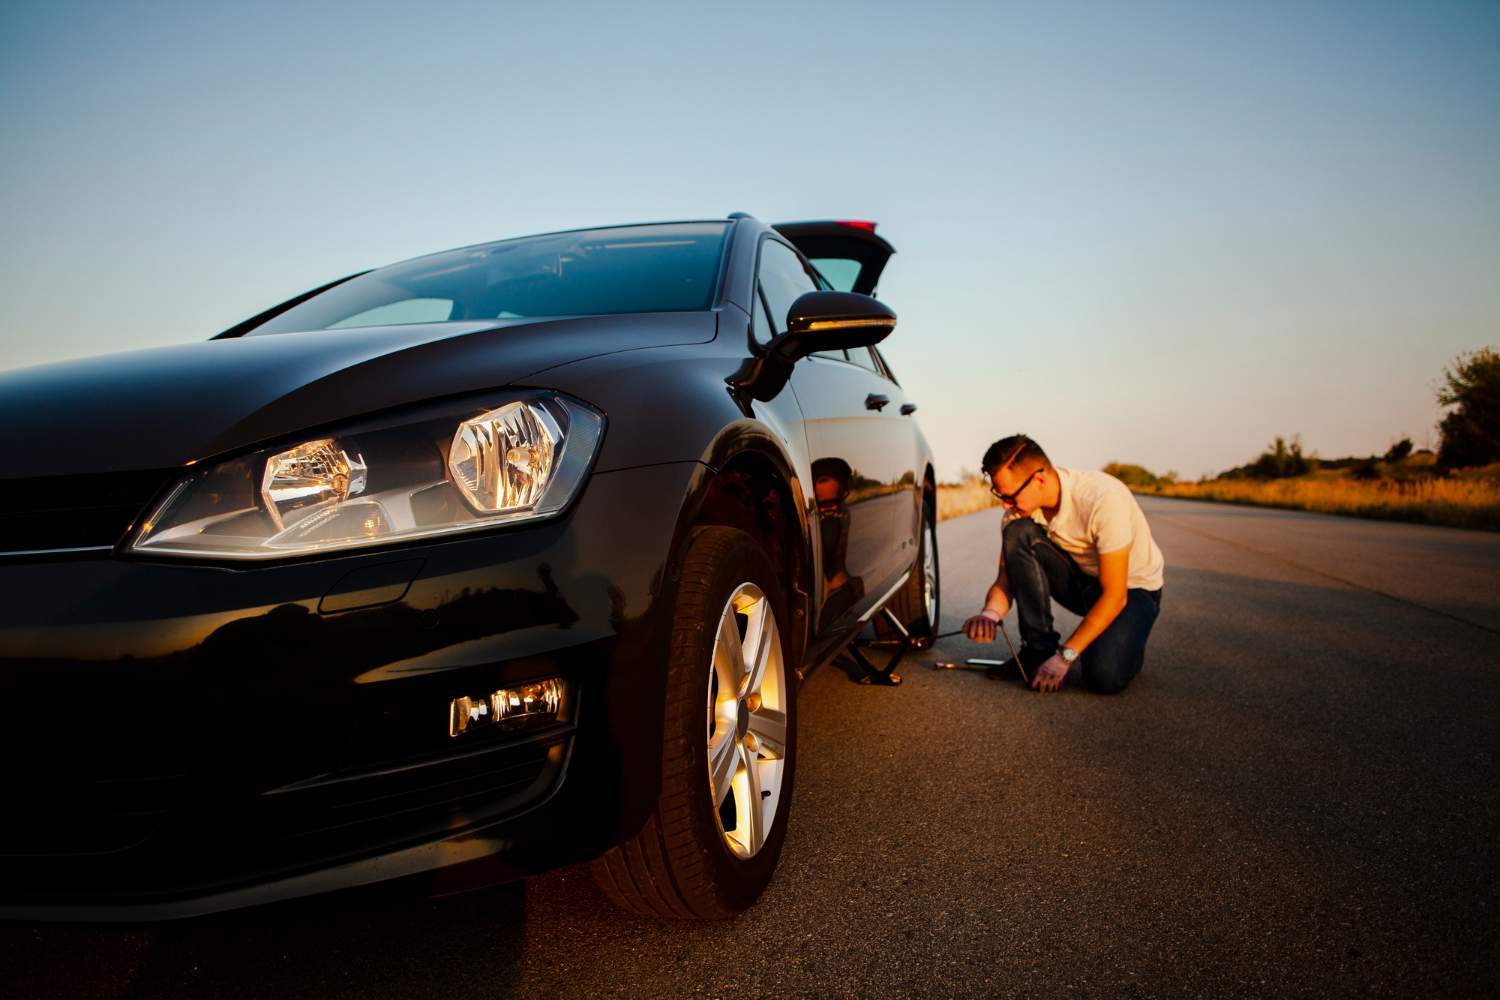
[260,731,567,852]
[0,469,173,554]
[1,773,188,856]
[0,729,571,901]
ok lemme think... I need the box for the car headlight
[128,392,604,560]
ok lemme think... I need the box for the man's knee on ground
[1082,652,1138,694]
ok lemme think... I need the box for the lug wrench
[930,622,1030,685]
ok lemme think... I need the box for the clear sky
[2,0,1497,480]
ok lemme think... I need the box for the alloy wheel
[922,520,938,625]
[706,582,787,859]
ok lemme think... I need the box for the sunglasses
[990,466,1042,506]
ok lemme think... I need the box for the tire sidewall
[668,528,797,912]
[920,498,940,639]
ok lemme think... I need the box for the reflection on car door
[756,238,908,633]
[842,343,921,565]
[772,219,923,580]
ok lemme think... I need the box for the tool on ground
[928,621,1029,685]
[996,621,1029,685]
[845,617,1027,687]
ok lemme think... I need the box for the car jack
[839,607,913,686]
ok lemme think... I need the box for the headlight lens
[129,393,604,560]
[448,401,560,513]
[261,438,368,530]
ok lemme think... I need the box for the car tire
[591,526,797,918]
[879,494,940,649]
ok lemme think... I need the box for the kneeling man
[962,435,1165,693]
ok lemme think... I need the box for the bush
[1102,462,1160,488]
[1436,348,1500,469]
[1384,437,1414,463]
[1245,435,1314,479]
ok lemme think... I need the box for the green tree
[1102,462,1159,488]
[1436,348,1500,469]
[1246,435,1313,479]
[1384,437,1413,463]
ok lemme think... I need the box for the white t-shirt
[1003,467,1165,590]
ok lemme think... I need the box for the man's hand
[1030,652,1070,692]
[963,612,999,643]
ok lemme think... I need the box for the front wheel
[591,526,796,918]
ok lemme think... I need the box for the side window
[757,239,817,335]
[759,239,845,361]
[847,347,882,375]
[872,345,900,385]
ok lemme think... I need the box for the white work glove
[1030,652,1070,693]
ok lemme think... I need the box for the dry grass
[939,467,1500,532]
[1139,474,1500,532]
[937,480,995,522]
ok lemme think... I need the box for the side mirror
[773,291,897,361]
[729,291,899,403]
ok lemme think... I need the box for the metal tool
[996,621,1029,685]
[928,621,1029,685]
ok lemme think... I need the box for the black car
[0,214,939,920]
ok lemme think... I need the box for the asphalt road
[5,496,1499,999]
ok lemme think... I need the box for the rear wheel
[591,526,796,918]
[879,494,940,648]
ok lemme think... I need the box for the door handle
[900,403,917,416]
[865,393,890,412]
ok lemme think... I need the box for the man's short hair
[981,434,1052,476]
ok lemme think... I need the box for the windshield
[247,222,730,335]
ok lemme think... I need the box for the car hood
[0,313,716,478]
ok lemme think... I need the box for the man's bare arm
[1064,546,1130,655]
[962,555,1011,642]
[1029,547,1129,692]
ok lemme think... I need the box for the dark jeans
[1003,518,1162,694]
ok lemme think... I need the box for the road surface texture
[4,496,1498,999]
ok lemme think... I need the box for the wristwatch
[1059,646,1078,665]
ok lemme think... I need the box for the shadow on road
[2,878,546,1000]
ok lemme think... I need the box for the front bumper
[0,461,700,921]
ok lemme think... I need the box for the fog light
[449,678,566,737]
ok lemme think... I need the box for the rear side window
[810,258,861,292]
[247,222,730,335]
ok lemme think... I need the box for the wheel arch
[671,426,813,672]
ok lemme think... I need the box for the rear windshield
[248,222,730,335]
